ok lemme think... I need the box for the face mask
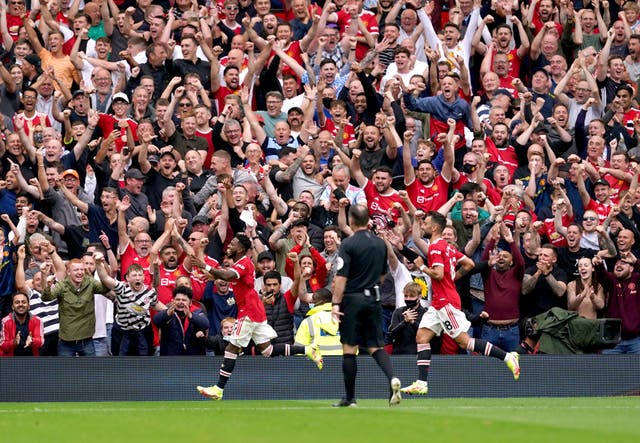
[404,299,419,309]
[461,163,477,174]
[322,97,333,109]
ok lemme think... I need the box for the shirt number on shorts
[443,320,453,331]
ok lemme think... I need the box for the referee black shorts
[339,292,385,349]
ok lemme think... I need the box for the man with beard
[577,165,614,223]
[486,122,518,178]
[350,150,407,223]
[624,34,640,83]
[110,168,149,220]
[94,254,165,356]
[479,222,524,352]
[249,20,317,81]
[526,0,563,35]
[196,234,323,401]
[401,211,520,396]
[403,120,454,213]
[292,150,325,204]
[350,123,397,179]
[594,253,640,354]
[212,64,241,114]
[0,293,43,356]
[151,234,186,306]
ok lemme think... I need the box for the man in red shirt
[196,234,323,401]
[577,169,614,224]
[403,123,454,213]
[401,211,520,395]
[329,0,378,61]
[351,150,407,225]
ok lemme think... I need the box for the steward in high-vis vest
[294,289,343,355]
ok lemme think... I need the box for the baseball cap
[24,53,41,68]
[257,251,275,262]
[192,215,209,226]
[493,89,513,100]
[61,169,79,180]
[112,92,130,103]
[124,168,145,180]
[72,90,86,99]
[148,154,160,164]
[159,149,180,162]
[532,67,550,79]
[533,124,548,134]
[593,178,610,187]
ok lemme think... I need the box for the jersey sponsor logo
[336,257,344,271]
[160,278,174,286]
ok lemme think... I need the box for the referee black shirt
[337,230,388,293]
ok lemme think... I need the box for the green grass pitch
[0,397,638,443]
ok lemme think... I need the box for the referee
[331,204,402,407]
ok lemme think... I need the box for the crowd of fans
[0,0,640,358]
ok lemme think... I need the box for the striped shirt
[29,289,60,336]
[113,281,158,331]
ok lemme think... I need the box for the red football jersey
[428,238,466,310]
[156,264,186,305]
[406,174,450,213]
[586,199,612,223]
[229,255,267,322]
[364,179,408,219]
[188,256,220,302]
[120,243,152,286]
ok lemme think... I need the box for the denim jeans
[480,323,520,352]
[112,323,152,356]
[94,323,114,356]
[58,338,96,356]
[602,336,640,354]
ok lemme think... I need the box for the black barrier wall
[1,355,639,402]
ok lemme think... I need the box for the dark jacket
[389,305,426,354]
[153,307,209,355]
[264,291,295,344]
